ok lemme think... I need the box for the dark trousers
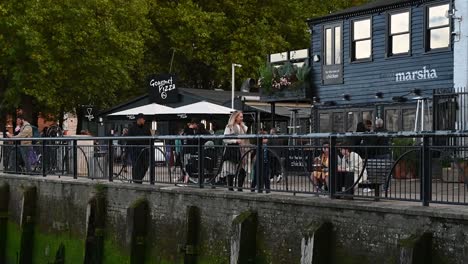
[8,145,32,173]
[336,172,354,196]
[131,148,149,184]
[227,167,246,191]
[251,162,270,193]
[19,146,33,172]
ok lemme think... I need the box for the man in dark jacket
[128,113,152,183]
[373,118,391,158]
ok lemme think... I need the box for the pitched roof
[179,88,257,105]
[307,0,434,24]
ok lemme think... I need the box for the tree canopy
[0,0,368,116]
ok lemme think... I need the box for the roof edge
[307,0,432,25]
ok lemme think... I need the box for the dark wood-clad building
[307,0,466,132]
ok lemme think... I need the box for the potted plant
[391,138,419,179]
[258,62,311,101]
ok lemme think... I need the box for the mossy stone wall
[1,174,468,263]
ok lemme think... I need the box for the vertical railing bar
[329,135,337,199]
[108,139,113,182]
[150,138,155,185]
[73,139,78,179]
[198,137,204,189]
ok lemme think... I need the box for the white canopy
[171,101,234,114]
[108,103,174,116]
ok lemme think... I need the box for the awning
[108,103,174,116]
[170,101,234,115]
[245,104,310,118]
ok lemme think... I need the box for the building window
[351,18,372,61]
[389,11,410,56]
[385,109,401,132]
[319,113,330,132]
[426,3,450,51]
[324,24,342,65]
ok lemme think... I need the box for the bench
[358,158,393,200]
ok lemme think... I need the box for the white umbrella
[108,103,174,116]
[172,101,234,114]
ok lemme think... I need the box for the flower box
[258,62,312,102]
[260,82,311,102]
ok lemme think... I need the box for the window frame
[350,16,373,63]
[322,23,343,66]
[424,2,452,53]
[386,9,412,58]
[318,108,374,133]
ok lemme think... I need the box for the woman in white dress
[220,111,249,191]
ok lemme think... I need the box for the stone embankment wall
[1,174,468,264]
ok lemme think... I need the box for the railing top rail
[1,130,468,142]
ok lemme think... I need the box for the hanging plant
[258,62,310,95]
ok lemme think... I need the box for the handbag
[223,143,241,162]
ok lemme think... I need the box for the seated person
[310,142,329,191]
[338,145,368,186]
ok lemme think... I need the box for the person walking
[128,113,152,183]
[220,111,249,191]
[6,116,33,172]
[180,119,199,183]
[251,129,270,193]
[269,127,284,183]
[119,128,131,173]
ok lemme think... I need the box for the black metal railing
[1,131,468,206]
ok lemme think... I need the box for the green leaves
[0,0,152,113]
[0,0,369,115]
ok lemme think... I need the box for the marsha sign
[148,74,179,103]
[395,66,438,82]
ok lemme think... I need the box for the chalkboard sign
[148,74,179,103]
[286,148,315,172]
[322,64,343,85]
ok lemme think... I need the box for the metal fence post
[108,139,113,182]
[14,141,19,174]
[256,135,262,193]
[198,137,204,188]
[421,135,431,206]
[329,135,337,199]
[42,139,46,177]
[150,138,155,185]
[73,139,78,179]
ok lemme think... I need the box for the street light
[231,63,242,109]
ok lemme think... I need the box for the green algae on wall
[103,239,130,264]
[31,228,85,264]
[6,220,21,264]
[198,237,229,264]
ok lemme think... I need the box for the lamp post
[231,63,242,109]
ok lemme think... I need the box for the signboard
[322,64,343,85]
[394,66,438,82]
[148,74,179,103]
[84,107,94,121]
[286,148,315,172]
